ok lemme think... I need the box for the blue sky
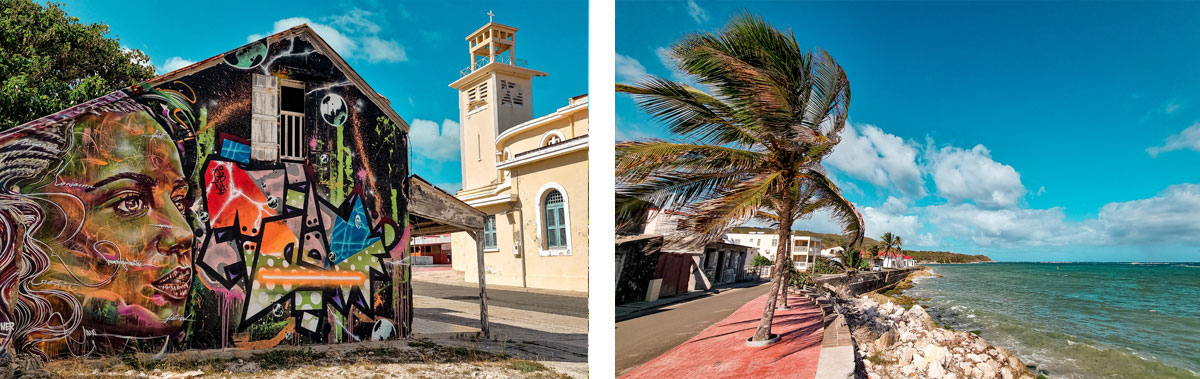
[59,0,587,193]
[618,1,1200,262]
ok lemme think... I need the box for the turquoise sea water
[905,262,1200,379]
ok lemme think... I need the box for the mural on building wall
[0,29,410,360]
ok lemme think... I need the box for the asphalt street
[615,281,774,376]
[411,279,589,318]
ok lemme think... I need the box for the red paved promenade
[622,291,824,379]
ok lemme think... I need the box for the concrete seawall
[810,267,923,379]
[814,267,921,297]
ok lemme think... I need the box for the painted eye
[173,196,186,212]
[114,194,147,216]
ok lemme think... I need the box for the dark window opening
[281,86,305,113]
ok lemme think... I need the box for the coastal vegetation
[905,250,992,264]
[615,12,864,343]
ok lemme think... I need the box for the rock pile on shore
[841,295,1036,379]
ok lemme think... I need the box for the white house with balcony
[725,231,824,272]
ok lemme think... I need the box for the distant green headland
[727,226,993,263]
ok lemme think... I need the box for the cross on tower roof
[488,10,494,22]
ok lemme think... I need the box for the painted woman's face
[33,111,193,337]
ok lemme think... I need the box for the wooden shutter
[251,74,280,162]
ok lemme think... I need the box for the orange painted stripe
[255,269,367,286]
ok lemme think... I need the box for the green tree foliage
[750,254,772,267]
[810,256,842,275]
[839,247,870,273]
[0,0,156,130]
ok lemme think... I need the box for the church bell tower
[449,13,548,190]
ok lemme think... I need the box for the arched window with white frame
[544,190,567,249]
[535,182,572,255]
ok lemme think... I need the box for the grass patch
[507,359,548,373]
[251,348,327,370]
[47,337,562,377]
[119,353,163,372]
[407,339,438,349]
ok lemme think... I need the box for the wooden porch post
[470,230,491,338]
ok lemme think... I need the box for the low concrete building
[700,242,753,285]
[628,210,757,294]
[410,234,452,265]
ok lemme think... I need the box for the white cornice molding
[495,100,588,147]
[496,135,588,170]
[462,193,516,208]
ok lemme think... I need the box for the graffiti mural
[0,26,410,359]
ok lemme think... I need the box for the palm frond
[615,140,767,182]
[676,171,782,247]
[616,79,762,146]
[800,169,865,247]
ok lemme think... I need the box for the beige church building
[448,20,589,292]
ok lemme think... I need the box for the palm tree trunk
[751,198,794,342]
[778,241,791,310]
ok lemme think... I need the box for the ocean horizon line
[927,261,1200,264]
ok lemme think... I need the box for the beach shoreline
[837,267,1040,379]
[899,263,1200,379]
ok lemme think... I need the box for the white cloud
[1147,122,1200,157]
[925,203,1095,247]
[1165,101,1183,114]
[928,144,1026,208]
[158,56,195,74]
[791,208,851,235]
[914,233,938,247]
[409,118,460,161]
[329,8,382,35]
[1141,99,1185,123]
[1096,183,1200,244]
[922,182,1200,248]
[826,123,926,199]
[655,46,676,71]
[686,0,710,24]
[362,36,407,63]
[247,11,406,64]
[615,54,650,82]
[862,197,921,242]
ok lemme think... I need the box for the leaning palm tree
[615,13,864,344]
